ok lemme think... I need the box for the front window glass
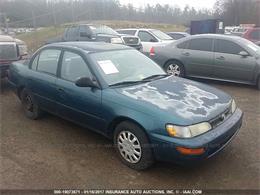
[150,29,173,40]
[61,51,91,82]
[90,49,165,86]
[214,39,245,55]
[138,31,156,42]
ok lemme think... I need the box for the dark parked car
[47,24,142,50]
[8,42,242,170]
[0,35,28,78]
[150,34,260,89]
[166,32,190,40]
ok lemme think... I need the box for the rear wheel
[165,60,185,77]
[114,121,154,170]
[21,88,42,119]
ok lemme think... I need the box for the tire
[21,88,42,120]
[114,121,154,170]
[257,77,260,90]
[164,60,185,77]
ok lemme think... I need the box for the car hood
[114,76,232,125]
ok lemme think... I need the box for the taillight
[150,47,155,56]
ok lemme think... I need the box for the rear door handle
[182,52,190,56]
[216,56,225,60]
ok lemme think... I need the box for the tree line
[0,0,259,28]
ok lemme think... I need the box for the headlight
[231,99,237,113]
[166,122,212,138]
[111,37,123,44]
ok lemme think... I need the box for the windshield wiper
[142,74,169,81]
[109,80,147,87]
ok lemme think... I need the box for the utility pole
[52,2,58,35]
[71,1,75,23]
[3,13,9,34]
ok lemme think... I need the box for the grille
[123,37,139,45]
[210,107,232,128]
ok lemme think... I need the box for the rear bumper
[0,64,10,78]
[150,108,243,164]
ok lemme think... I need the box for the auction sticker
[98,60,119,74]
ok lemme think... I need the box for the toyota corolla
[8,42,243,170]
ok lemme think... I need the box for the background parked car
[166,32,190,40]
[0,35,28,78]
[47,24,142,50]
[116,28,174,53]
[150,34,260,89]
[231,27,248,36]
[242,27,260,44]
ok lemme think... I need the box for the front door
[213,39,256,82]
[56,50,104,131]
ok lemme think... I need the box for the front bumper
[150,108,243,164]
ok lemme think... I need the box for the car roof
[0,35,15,42]
[187,34,244,40]
[118,28,154,31]
[47,42,131,53]
[167,32,189,34]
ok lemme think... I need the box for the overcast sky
[119,0,217,10]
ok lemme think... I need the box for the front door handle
[182,52,190,56]
[216,56,225,60]
[58,88,65,93]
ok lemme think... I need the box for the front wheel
[165,61,185,77]
[257,77,260,90]
[21,88,42,119]
[114,121,154,170]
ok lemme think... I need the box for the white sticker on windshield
[98,60,119,74]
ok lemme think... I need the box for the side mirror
[239,51,249,57]
[75,77,99,88]
[80,32,91,38]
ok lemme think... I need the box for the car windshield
[238,38,260,53]
[90,49,166,86]
[150,29,173,40]
[90,25,118,36]
[0,43,18,60]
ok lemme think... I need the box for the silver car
[150,34,260,89]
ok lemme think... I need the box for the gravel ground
[0,78,259,193]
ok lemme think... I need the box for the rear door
[182,38,214,77]
[55,50,104,130]
[213,39,256,82]
[28,49,61,114]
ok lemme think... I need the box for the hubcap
[167,64,181,76]
[24,95,33,112]
[117,131,142,164]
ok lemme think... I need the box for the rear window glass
[0,43,18,60]
[37,49,61,75]
[250,30,260,39]
[188,38,213,52]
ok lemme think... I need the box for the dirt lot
[0,78,259,192]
